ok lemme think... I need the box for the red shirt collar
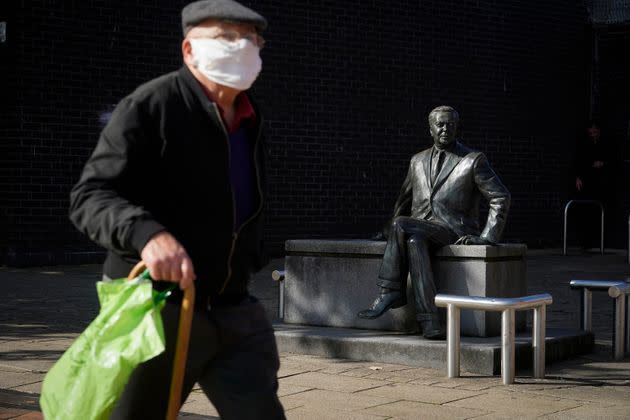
[197,81,257,134]
[225,93,256,134]
[206,92,256,134]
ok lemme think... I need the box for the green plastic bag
[40,275,171,420]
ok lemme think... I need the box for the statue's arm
[473,154,511,244]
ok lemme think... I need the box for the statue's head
[428,106,459,149]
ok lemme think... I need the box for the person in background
[573,120,612,251]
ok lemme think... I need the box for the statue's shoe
[421,318,445,340]
[357,292,404,319]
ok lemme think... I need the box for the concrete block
[283,239,527,336]
[434,244,528,336]
[274,324,595,375]
[284,241,416,332]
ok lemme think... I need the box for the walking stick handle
[127,261,196,420]
[128,260,147,279]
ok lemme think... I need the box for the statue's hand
[371,231,387,241]
[455,235,493,245]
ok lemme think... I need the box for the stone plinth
[274,324,594,375]
[283,239,527,337]
[433,244,528,336]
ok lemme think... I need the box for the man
[575,121,609,195]
[69,1,285,418]
[358,106,511,339]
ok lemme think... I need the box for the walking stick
[128,261,196,420]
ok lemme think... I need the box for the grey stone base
[274,323,594,375]
[283,239,528,337]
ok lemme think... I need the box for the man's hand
[575,177,583,192]
[592,160,604,169]
[455,235,493,245]
[140,231,196,290]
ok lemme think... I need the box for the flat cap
[182,0,267,36]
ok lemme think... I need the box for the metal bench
[570,279,630,360]
[563,200,604,255]
[435,293,553,385]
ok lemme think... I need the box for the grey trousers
[377,216,458,321]
[111,295,285,420]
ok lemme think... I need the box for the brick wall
[2,1,592,266]
[594,25,630,246]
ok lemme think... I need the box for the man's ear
[182,38,194,66]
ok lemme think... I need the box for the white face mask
[190,38,262,91]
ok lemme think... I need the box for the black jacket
[69,66,268,304]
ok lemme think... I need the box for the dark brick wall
[2,1,592,266]
[255,0,590,251]
[594,24,630,246]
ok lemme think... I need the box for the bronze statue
[358,106,511,339]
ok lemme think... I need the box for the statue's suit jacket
[392,141,511,244]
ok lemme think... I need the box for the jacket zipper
[210,103,265,296]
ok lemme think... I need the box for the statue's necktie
[431,150,445,186]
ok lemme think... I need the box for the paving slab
[541,403,630,419]
[357,382,484,405]
[280,389,396,412]
[277,363,313,378]
[362,366,443,383]
[277,394,307,412]
[443,389,583,417]
[277,383,313,398]
[411,375,502,391]
[522,384,630,406]
[0,390,39,411]
[279,371,386,393]
[0,356,57,375]
[9,383,42,395]
[8,412,43,420]
[280,353,356,372]
[0,371,44,390]
[0,408,35,419]
[339,364,420,379]
[284,405,388,420]
[362,399,490,419]
[180,390,220,419]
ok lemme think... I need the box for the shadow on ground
[0,265,101,339]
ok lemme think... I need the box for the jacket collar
[177,65,262,132]
[425,141,467,193]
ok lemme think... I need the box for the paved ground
[1,249,629,419]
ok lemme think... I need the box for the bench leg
[599,207,604,255]
[502,309,516,385]
[614,295,626,360]
[626,295,629,354]
[533,306,546,378]
[279,279,284,319]
[582,289,592,331]
[446,304,461,378]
